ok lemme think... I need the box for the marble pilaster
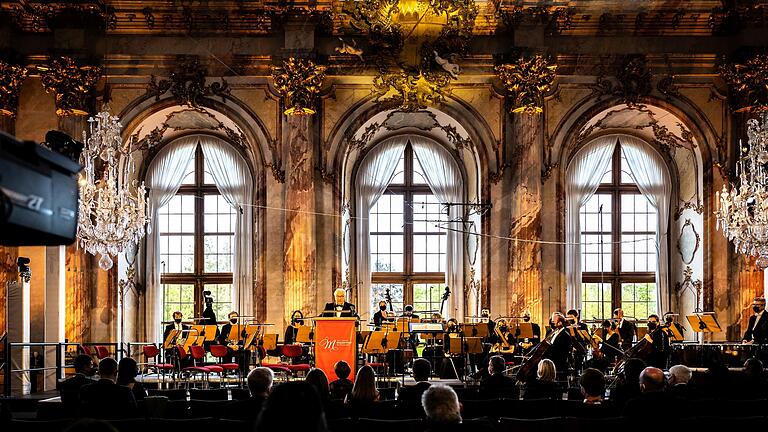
[507,113,544,325]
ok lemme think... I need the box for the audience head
[306,368,330,400]
[752,297,766,314]
[350,365,378,402]
[537,359,556,382]
[247,367,274,397]
[334,288,346,305]
[73,354,95,377]
[744,358,764,378]
[623,358,647,384]
[668,364,692,385]
[256,381,327,432]
[116,357,139,386]
[97,357,118,381]
[580,368,605,400]
[421,384,461,424]
[172,311,183,323]
[647,314,660,331]
[334,360,351,380]
[639,367,665,393]
[413,358,431,382]
[489,355,506,376]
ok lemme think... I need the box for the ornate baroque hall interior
[3,0,768,430]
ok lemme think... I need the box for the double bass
[515,328,559,382]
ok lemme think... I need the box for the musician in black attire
[322,288,358,318]
[544,312,573,375]
[219,311,247,370]
[284,310,303,345]
[742,297,768,344]
[566,309,588,331]
[613,308,637,350]
[373,300,394,329]
[163,311,189,363]
[566,309,588,372]
[646,314,670,369]
[663,312,685,338]
[599,320,622,363]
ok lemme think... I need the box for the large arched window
[369,143,447,315]
[355,135,464,319]
[145,135,253,339]
[158,144,235,321]
[566,135,671,321]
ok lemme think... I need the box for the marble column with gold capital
[283,115,318,316]
[507,113,544,325]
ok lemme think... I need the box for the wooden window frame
[581,143,657,318]
[160,144,233,318]
[370,144,446,311]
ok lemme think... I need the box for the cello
[515,328,559,382]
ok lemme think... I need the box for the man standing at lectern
[743,297,768,344]
[322,288,357,317]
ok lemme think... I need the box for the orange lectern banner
[314,317,357,383]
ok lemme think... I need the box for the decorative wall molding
[145,56,230,109]
[38,56,101,117]
[0,61,28,118]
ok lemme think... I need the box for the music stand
[363,331,398,354]
[163,329,182,350]
[514,322,534,339]
[663,324,684,342]
[243,324,261,349]
[464,337,483,354]
[261,333,278,351]
[296,325,314,343]
[686,312,722,333]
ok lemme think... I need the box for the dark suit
[616,319,637,350]
[622,392,685,422]
[58,374,94,410]
[743,312,768,344]
[522,379,560,400]
[330,378,354,401]
[647,327,670,369]
[373,310,394,329]
[163,322,189,343]
[322,302,357,318]
[545,328,573,374]
[284,324,298,344]
[79,379,137,419]
[397,381,431,403]
[479,373,518,399]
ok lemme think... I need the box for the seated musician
[218,311,246,368]
[663,312,685,339]
[613,308,637,351]
[373,301,394,330]
[646,314,670,369]
[599,319,622,363]
[544,312,573,375]
[480,308,496,336]
[566,309,588,372]
[742,297,768,344]
[163,311,189,362]
[566,309,588,331]
[400,305,420,352]
[322,288,358,318]
[518,314,540,351]
[402,304,420,320]
[284,310,303,345]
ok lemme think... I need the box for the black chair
[150,417,219,429]
[498,417,563,432]
[36,402,70,420]
[109,417,149,432]
[378,387,397,401]
[147,388,188,401]
[513,399,564,419]
[230,388,251,400]
[163,400,190,419]
[395,401,426,419]
[328,417,356,432]
[189,400,230,419]
[563,400,618,418]
[218,418,251,428]
[461,399,504,419]
[567,416,624,430]
[189,388,229,400]
[325,399,350,420]
[9,419,74,432]
[357,418,425,432]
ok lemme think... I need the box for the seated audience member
[306,368,331,407]
[422,384,494,432]
[609,358,646,408]
[580,368,605,404]
[741,358,768,399]
[666,364,693,399]
[622,367,683,421]
[256,381,328,432]
[523,359,560,400]
[398,358,432,403]
[59,354,96,409]
[225,367,274,420]
[329,360,354,401]
[346,365,379,415]
[63,418,118,432]
[116,357,147,401]
[701,351,731,397]
[480,355,517,399]
[79,357,137,419]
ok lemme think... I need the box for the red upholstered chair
[178,345,214,388]
[144,344,175,386]
[209,344,241,382]
[94,346,110,360]
[257,345,293,379]
[281,344,311,376]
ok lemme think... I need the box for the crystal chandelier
[77,111,149,270]
[716,112,768,268]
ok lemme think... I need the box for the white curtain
[199,136,254,318]
[144,136,197,341]
[620,136,672,315]
[565,136,617,309]
[411,136,464,319]
[355,138,407,320]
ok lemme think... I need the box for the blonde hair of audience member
[348,364,378,403]
[421,384,462,424]
[537,359,556,382]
